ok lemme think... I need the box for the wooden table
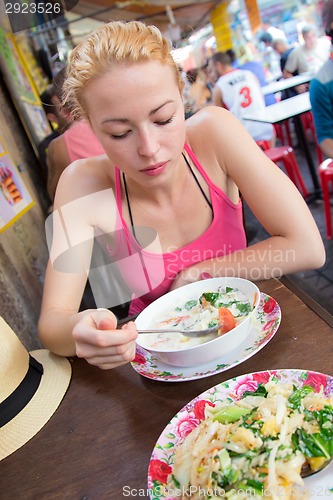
[262,73,314,96]
[1,279,332,499]
[244,93,321,199]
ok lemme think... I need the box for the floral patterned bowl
[148,369,333,499]
[135,277,260,367]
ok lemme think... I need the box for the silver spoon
[136,323,222,338]
[301,457,333,478]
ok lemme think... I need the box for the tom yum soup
[144,286,257,351]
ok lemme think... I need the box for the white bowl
[135,277,260,367]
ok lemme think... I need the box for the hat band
[0,355,44,428]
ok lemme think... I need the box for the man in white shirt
[284,24,331,89]
[261,21,289,43]
[209,52,275,144]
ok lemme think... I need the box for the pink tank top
[103,144,246,314]
[63,120,105,163]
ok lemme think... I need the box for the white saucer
[131,293,281,382]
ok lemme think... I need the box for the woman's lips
[141,162,167,176]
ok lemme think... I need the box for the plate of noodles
[147,369,333,499]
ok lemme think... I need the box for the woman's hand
[72,308,138,370]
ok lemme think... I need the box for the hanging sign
[244,0,262,34]
[210,3,233,51]
[0,138,34,233]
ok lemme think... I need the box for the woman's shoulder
[186,105,229,123]
[53,154,118,232]
[185,106,244,150]
[185,107,238,182]
[54,154,115,206]
[186,106,237,133]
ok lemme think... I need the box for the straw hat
[0,317,72,461]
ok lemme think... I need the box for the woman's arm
[38,159,138,367]
[38,261,137,367]
[174,107,325,287]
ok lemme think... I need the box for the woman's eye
[109,117,174,138]
[111,131,130,140]
[156,116,174,126]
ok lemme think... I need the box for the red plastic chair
[274,122,293,147]
[318,159,333,240]
[274,112,323,165]
[301,111,324,164]
[256,142,309,198]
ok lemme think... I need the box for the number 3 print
[239,86,252,108]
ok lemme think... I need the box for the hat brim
[0,350,72,461]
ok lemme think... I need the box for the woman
[38,21,325,370]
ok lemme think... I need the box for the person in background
[45,68,105,201]
[209,51,275,145]
[225,47,276,106]
[202,58,218,92]
[184,68,212,118]
[47,119,105,201]
[272,38,298,98]
[38,21,325,370]
[261,21,288,44]
[40,84,70,134]
[259,31,273,47]
[38,78,72,176]
[273,38,295,74]
[309,0,333,158]
[240,59,277,106]
[283,24,331,89]
[259,31,282,79]
[226,49,239,68]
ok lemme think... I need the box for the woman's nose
[137,129,159,157]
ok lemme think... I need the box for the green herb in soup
[144,286,255,351]
[154,286,254,333]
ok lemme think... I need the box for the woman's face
[84,61,186,182]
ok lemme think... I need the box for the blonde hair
[63,20,184,119]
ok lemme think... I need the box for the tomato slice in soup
[218,307,236,334]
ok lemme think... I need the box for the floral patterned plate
[131,293,280,382]
[148,369,333,499]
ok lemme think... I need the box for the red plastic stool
[318,159,333,240]
[256,142,309,198]
[274,121,293,147]
[301,111,324,164]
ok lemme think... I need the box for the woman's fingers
[84,343,137,370]
[93,308,118,330]
[73,313,138,369]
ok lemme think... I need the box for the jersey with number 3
[215,68,274,141]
